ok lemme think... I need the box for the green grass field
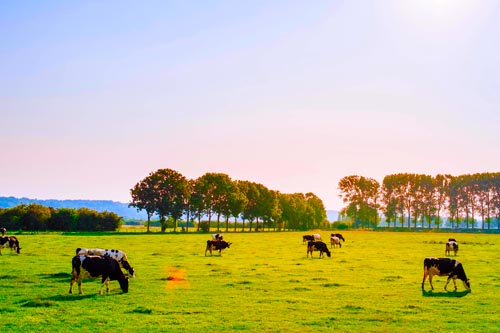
[0,231,498,332]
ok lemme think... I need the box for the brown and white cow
[421,257,470,291]
[76,248,135,277]
[330,236,342,249]
[445,241,459,256]
[70,255,129,295]
[0,236,20,254]
[303,234,322,244]
[205,240,232,256]
[307,241,331,258]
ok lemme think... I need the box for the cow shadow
[39,272,72,282]
[43,294,98,302]
[422,289,471,298]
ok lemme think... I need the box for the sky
[1,0,500,210]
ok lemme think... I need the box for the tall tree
[147,168,189,232]
[338,175,380,228]
[434,174,452,229]
[130,174,157,232]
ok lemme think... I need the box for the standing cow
[445,240,459,256]
[70,255,129,295]
[421,257,470,291]
[302,235,314,244]
[330,236,342,248]
[307,241,331,258]
[205,240,232,256]
[330,233,345,242]
[0,235,20,254]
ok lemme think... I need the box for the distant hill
[0,196,147,220]
[0,196,340,223]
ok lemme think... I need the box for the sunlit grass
[0,231,498,332]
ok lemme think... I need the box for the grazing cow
[313,233,322,241]
[307,241,331,258]
[331,233,345,242]
[445,241,459,256]
[212,233,223,241]
[421,257,470,291]
[0,236,20,254]
[330,236,342,248]
[69,255,129,295]
[205,240,232,256]
[76,248,135,277]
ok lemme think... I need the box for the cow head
[118,277,129,293]
[464,279,471,290]
[122,260,135,277]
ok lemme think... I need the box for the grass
[0,231,499,332]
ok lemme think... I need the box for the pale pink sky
[2,1,500,210]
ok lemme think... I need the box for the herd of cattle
[1,227,471,294]
[301,234,470,293]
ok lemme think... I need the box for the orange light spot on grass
[164,267,190,290]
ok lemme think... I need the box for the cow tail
[71,256,81,276]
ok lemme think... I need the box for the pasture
[0,231,498,332]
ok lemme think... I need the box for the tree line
[0,204,122,231]
[129,168,327,232]
[338,172,500,230]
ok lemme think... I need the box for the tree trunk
[160,215,167,232]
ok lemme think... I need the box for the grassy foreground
[0,231,498,332]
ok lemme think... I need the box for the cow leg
[428,274,435,290]
[78,277,84,294]
[444,276,452,291]
[421,270,427,290]
[69,275,76,294]
[99,278,105,295]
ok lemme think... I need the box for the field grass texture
[0,231,498,332]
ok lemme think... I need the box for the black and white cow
[302,235,314,244]
[445,241,459,256]
[307,241,331,258]
[212,233,223,241]
[69,255,129,295]
[76,248,135,277]
[330,233,345,242]
[421,257,470,291]
[205,240,232,256]
[0,236,20,254]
